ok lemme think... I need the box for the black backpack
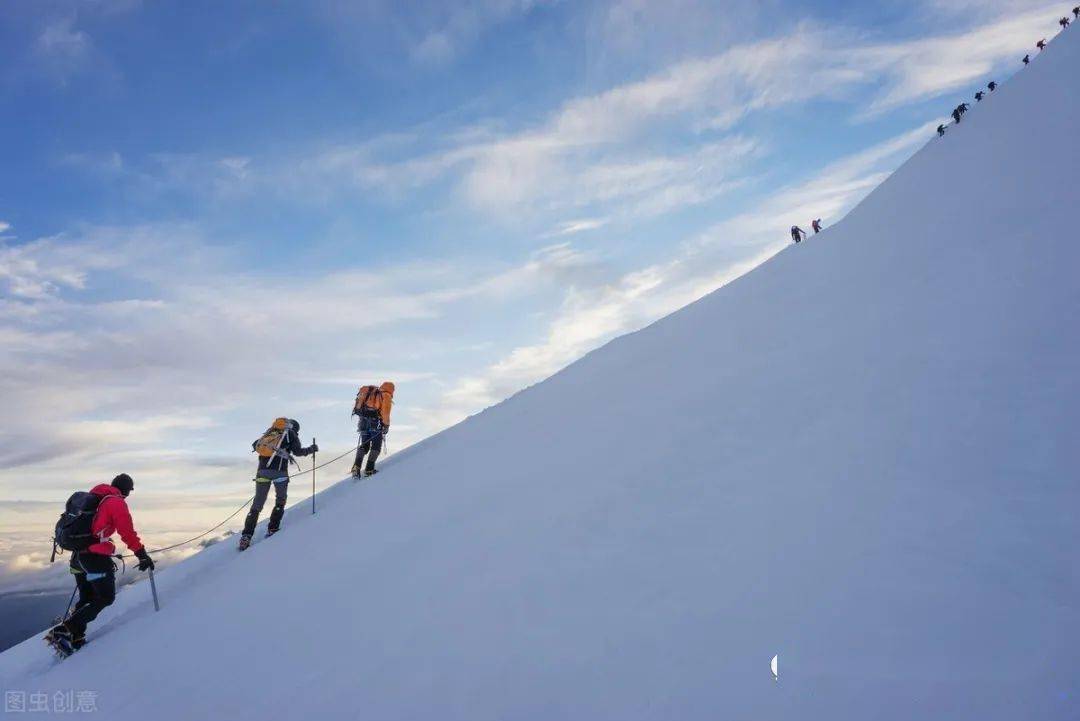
[54,492,104,552]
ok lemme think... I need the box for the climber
[987,81,997,92]
[1023,54,1030,65]
[352,382,395,477]
[937,124,946,137]
[975,91,984,102]
[951,107,962,124]
[240,418,317,550]
[811,219,823,234]
[1060,17,1070,29]
[1036,39,1046,51]
[790,226,807,244]
[46,475,153,655]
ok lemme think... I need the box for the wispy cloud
[313,0,553,67]
[0,223,610,475]
[854,4,1064,115]
[547,218,610,237]
[278,7,1055,230]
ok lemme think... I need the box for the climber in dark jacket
[239,419,316,550]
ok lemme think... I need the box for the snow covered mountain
[3,24,1078,721]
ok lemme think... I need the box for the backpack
[353,386,383,416]
[254,418,291,459]
[54,492,105,552]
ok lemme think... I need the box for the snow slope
[3,25,1079,721]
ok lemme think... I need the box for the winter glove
[135,548,155,572]
[308,443,319,454]
[381,426,389,436]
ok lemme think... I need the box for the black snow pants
[354,413,384,473]
[66,552,117,637]
[354,433,383,473]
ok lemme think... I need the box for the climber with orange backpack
[239,418,317,551]
[351,382,395,478]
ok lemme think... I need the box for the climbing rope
[113,445,359,559]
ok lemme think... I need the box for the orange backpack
[254,418,290,458]
[353,386,382,416]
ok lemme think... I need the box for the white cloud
[30,14,104,88]
[315,0,552,67]
[854,5,1064,115]
[0,223,610,476]
[409,0,554,64]
[547,218,610,237]
[291,8,1050,229]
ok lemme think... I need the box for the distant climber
[1074,6,1079,19]
[975,91,984,102]
[987,81,997,92]
[1060,17,1070,28]
[46,475,153,656]
[957,102,970,116]
[352,382,395,477]
[1023,54,1030,65]
[951,107,962,124]
[1036,39,1046,51]
[791,226,807,244]
[937,124,946,137]
[811,219,823,234]
[240,418,317,551]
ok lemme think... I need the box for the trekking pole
[62,586,77,619]
[311,437,317,515]
[148,568,160,612]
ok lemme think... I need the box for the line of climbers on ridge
[938,8,1074,138]
[45,381,397,655]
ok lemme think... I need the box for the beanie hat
[111,473,135,497]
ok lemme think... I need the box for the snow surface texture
[3,26,1079,721]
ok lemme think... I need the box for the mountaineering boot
[351,464,362,478]
[44,624,76,657]
[238,534,252,552]
[266,528,278,539]
[363,468,379,477]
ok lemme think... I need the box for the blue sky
[0,0,1069,588]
